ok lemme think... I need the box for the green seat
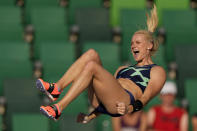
[31,7,69,59]
[0,0,15,6]
[40,42,75,79]
[25,0,59,7]
[0,7,21,25]
[185,79,197,115]
[12,113,49,131]
[4,79,41,131]
[155,0,190,25]
[76,8,112,44]
[110,0,146,27]
[34,27,68,59]
[31,7,66,27]
[0,7,23,42]
[120,9,146,62]
[24,0,59,25]
[166,28,197,62]
[68,0,102,25]
[175,45,197,97]
[0,26,23,42]
[185,78,197,131]
[152,44,167,70]
[0,43,32,96]
[59,114,96,131]
[96,115,112,131]
[0,115,2,131]
[83,42,121,74]
[163,9,196,30]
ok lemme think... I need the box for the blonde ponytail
[146,4,158,33]
[134,4,159,56]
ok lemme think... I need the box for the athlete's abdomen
[118,78,143,100]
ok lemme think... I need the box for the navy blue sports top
[116,64,157,93]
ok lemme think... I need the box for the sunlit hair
[134,4,159,56]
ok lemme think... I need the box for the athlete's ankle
[55,103,62,113]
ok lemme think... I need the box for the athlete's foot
[36,79,62,102]
[40,104,61,121]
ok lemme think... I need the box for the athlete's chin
[134,57,143,62]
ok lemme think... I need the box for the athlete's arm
[138,66,166,106]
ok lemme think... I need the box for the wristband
[132,100,143,113]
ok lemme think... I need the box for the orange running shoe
[40,104,61,121]
[36,79,61,102]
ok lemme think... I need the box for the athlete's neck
[136,56,153,66]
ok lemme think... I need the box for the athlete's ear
[147,41,153,51]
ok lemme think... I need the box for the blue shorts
[95,89,135,117]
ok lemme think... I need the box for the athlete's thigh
[92,64,131,113]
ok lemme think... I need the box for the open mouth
[133,50,140,55]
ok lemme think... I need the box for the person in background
[147,81,188,131]
[192,114,197,131]
[112,110,146,131]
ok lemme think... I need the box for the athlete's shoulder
[151,65,166,76]
[150,65,166,83]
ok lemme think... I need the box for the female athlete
[37,4,166,122]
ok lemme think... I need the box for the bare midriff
[118,78,143,100]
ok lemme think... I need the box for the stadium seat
[24,0,59,24]
[96,115,112,131]
[0,7,23,42]
[110,0,146,27]
[166,28,197,62]
[12,113,49,131]
[185,78,197,131]
[31,7,69,59]
[0,43,32,96]
[68,0,102,25]
[155,0,190,25]
[83,42,121,74]
[31,7,66,27]
[40,42,75,79]
[4,78,41,131]
[0,0,15,6]
[75,8,112,44]
[152,44,167,70]
[120,9,146,62]
[175,45,197,97]
[0,115,2,131]
[185,79,197,115]
[59,114,96,131]
[163,9,196,30]
[25,0,59,7]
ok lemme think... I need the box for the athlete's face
[131,34,153,62]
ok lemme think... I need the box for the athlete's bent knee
[86,49,100,62]
[85,61,97,72]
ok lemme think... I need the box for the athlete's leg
[57,61,131,114]
[56,49,102,90]
[87,83,99,108]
